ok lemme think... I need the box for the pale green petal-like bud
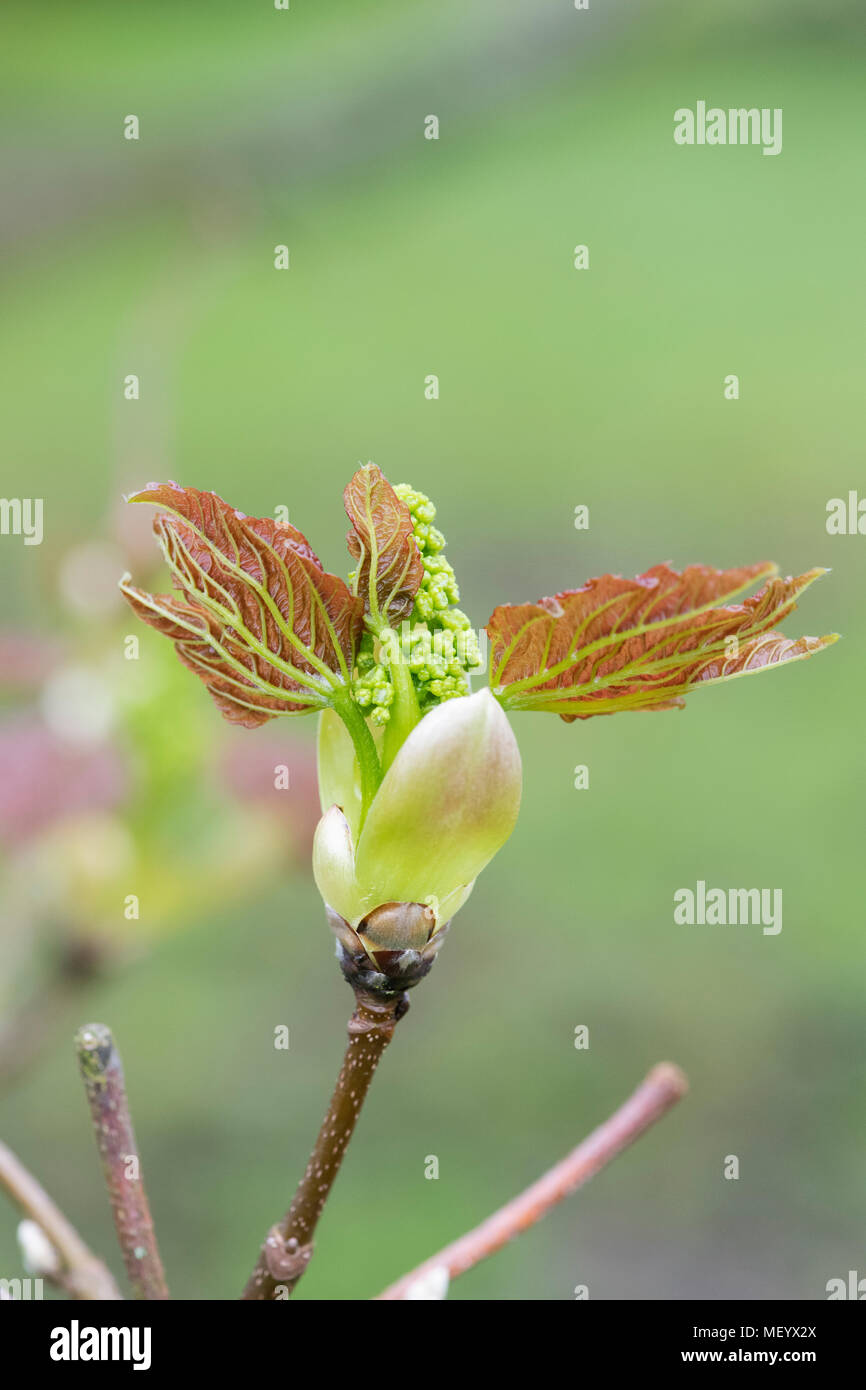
[312,804,364,928]
[317,708,364,845]
[430,881,475,927]
[313,689,521,967]
[353,688,521,914]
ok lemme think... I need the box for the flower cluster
[349,635,394,724]
[351,484,483,724]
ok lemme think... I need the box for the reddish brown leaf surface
[344,464,423,628]
[487,563,836,720]
[120,483,364,726]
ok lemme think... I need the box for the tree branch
[242,987,408,1299]
[376,1061,688,1300]
[75,1023,169,1300]
[0,1139,122,1300]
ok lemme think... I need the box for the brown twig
[242,987,408,1299]
[0,1139,122,1299]
[376,1061,688,1299]
[75,1023,169,1300]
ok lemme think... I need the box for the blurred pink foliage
[0,716,127,847]
[0,633,66,689]
[220,731,319,860]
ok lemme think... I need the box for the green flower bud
[313,689,521,980]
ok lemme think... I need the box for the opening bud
[313,689,522,984]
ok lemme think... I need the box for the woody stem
[376,1062,689,1299]
[75,1024,169,1300]
[241,987,408,1300]
[0,1140,122,1300]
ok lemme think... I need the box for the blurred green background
[1,0,863,1300]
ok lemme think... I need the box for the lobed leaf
[120,482,364,727]
[344,464,424,629]
[487,562,837,720]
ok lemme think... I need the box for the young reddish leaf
[487,563,837,720]
[344,463,423,629]
[119,482,364,727]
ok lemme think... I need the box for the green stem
[381,654,420,773]
[334,696,382,826]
